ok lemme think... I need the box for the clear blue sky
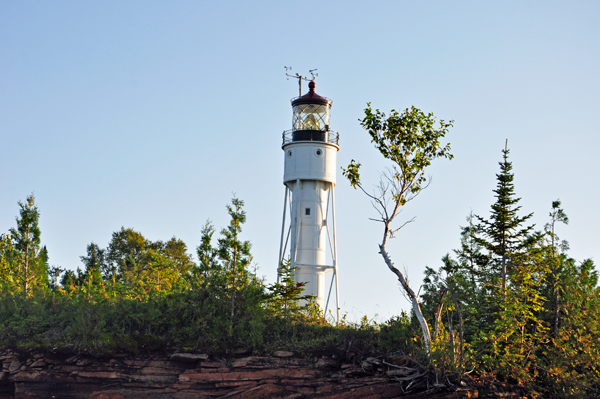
[2,1,599,321]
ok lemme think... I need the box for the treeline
[418,147,600,397]
[1,145,599,397]
[0,196,415,360]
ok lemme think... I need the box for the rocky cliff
[0,349,523,398]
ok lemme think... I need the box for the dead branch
[447,285,464,370]
[433,288,447,341]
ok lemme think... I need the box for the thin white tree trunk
[379,244,432,353]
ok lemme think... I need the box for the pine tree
[476,142,534,294]
[217,197,253,331]
[9,194,45,301]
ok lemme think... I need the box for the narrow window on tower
[305,208,311,216]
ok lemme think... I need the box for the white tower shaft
[280,141,339,317]
[289,179,329,305]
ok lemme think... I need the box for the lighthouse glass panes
[292,104,330,131]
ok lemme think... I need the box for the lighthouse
[278,76,339,320]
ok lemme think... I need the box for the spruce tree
[476,142,534,293]
[472,145,547,384]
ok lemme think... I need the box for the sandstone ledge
[0,349,503,398]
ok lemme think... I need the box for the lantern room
[290,81,332,142]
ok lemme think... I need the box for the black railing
[282,129,339,146]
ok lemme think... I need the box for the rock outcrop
[0,349,517,398]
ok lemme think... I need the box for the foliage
[542,200,570,337]
[343,104,453,203]
[268,258,313,321]
[343,103,453,355]
[3,194,48,300]
[0,234,17,293]
[420,146,600,397]
[216,197,256,331]
[103,228,193,296]
[0,194,427,362]
[476,144,534,293]
[195,220,219,285]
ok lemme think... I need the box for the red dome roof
[291,81,332,106]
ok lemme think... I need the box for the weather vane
[285,66,318,96]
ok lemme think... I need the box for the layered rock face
[0,349,483,398]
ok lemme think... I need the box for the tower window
[305,208,311,216]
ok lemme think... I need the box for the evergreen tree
[195,220,220,287]
[268,259,311,321]
[60,269,79,292]
[476,143,534,294]
[217,197,253,331]
[38,245,50,287]
[80,243,106,286]
[9,194,46,301]
[543,200,569,336]
[47,265,64,291]
[455,212,488,287]
[0,233,17,292]
[451,213,489,335]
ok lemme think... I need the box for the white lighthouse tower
[278,75,340,321]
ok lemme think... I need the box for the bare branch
[390,217,416,237]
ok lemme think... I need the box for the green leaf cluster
[343,104,453,204]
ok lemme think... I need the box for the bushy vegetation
[0,195,423,363]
